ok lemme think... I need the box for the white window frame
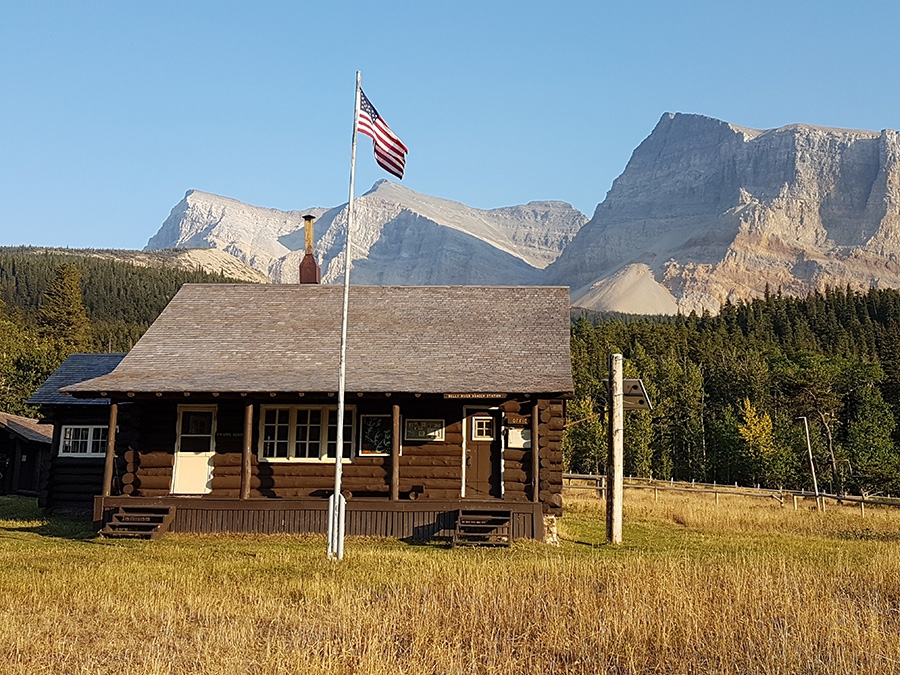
[258,405,356,462]
[471,415,495,441]
[175,405,218,454]
[59,425,108,457]
[359,414,393,456]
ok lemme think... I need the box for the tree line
[5,246,900,497]
[0,248,245,416]
[566,287,900,497]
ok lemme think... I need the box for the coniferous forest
[4,246,900,496]
[0,247,245,416]
[566,288,900,496]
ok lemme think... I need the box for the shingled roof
[0,412,53,444]
[28,353,125,406]
[63,284,574,396]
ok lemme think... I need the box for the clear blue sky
[2,1,898,249]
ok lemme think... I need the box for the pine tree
[37,264,91,354]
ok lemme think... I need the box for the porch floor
[94,496,544,541]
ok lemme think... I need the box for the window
[177,406,216,453]
[471,416,495,441]
[404,419,445,442]
[260,406,354,461]
[359,415,393,455]
[59,425,107,457]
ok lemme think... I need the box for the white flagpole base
[326,493,347,561]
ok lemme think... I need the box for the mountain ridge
[547,112,900,314]
[144,113,900,315]
[146,181,587,285]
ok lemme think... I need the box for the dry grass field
[2,492,900,674]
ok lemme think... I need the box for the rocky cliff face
[547,113,900,314]
[147,181,586,285]
[146,115,900,314]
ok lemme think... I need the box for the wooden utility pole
[606,354,624,544]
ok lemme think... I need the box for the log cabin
[26,353,125,511]
[0,412,52,497]
[57,274,573,542]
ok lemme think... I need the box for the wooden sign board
[504,413,531,426]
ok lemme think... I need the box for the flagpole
[327,71,361,561]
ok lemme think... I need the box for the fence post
[715,491,719,506]
[792,494,798,511]
[860,499,865,517]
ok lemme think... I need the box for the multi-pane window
[260,406,354,461]
[295,408,322,458]
[471,416,495,441]
[262,408,291,458]
[177,407,216,453]
[59,425,107,457]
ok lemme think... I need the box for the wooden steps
[99,506,175,540]
[452,509,511,547]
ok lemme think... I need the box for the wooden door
[14,441,41,493]
[465,410,501,499]
[171,407,215,495]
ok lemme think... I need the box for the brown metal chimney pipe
[299,214,322,284]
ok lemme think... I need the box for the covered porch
[94,495,544,541]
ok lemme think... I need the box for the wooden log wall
[122,401,175,497]
[502,446,531,503]
[201,398,470,501]
[41,406,134,513]
[102,397,559,505]
[537,398,565,516]
[46,457,105,511]
[397,405,464,501]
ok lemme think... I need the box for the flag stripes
[358,90,408,179]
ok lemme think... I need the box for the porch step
[452,509,512,548]
[100,506,175,540]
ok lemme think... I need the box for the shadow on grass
[836,529,900,543]
[558,536,607,547]
[399,535,454,550]
[0,495,96,540]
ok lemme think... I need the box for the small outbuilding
[57,283,573,541]
[0,412,53,496]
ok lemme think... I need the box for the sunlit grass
[2,493,900,674]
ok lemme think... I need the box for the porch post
[391,404,400,500]
[531,401,540,502]
[101,402,118,497]
[241,403,253,499]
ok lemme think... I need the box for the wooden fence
[562,473,900,514]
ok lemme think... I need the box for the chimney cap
[303,214,315,222]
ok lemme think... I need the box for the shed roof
[63,284,574,396]
[0,412,52,444]
[27,353,125,406]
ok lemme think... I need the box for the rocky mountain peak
[144,114,900,316]
[548,113,900,314]
[146,181,586,285]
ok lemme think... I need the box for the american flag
[357,90,408,179]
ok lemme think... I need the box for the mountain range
[146,113,900,315]
[147,180,586,286]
